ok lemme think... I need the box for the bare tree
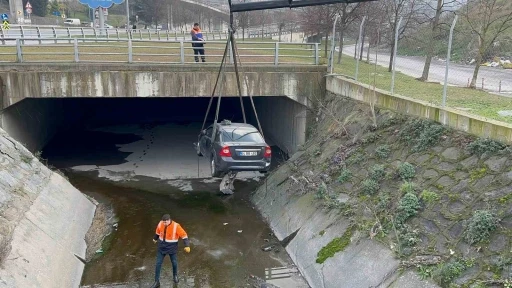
[301,5,338,58]
[335,3,362,64]
[233,1,250,40]
[462,0,512,88]
[384,0,421,72]
[418,0,459,81]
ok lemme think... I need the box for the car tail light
[219,146,231,157]
[264,146,271,158]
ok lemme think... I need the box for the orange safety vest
[155,221,188,243]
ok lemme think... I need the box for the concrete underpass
[0,96,307,180]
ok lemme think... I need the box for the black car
[196,120,271,177]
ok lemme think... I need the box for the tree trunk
[359,24,366,61]
[419,0,442,81]
[242,27,245,41]
[354,34,358,59]
[324,30,329,59]
[470,50,483,88]
[388,41,395,72]
[337,27,344,64]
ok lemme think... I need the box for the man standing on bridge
[150,214,191,287]
[191,23,206,63]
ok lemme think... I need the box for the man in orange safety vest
[150,214,190,287]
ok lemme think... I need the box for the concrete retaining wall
[0,64,324,109]
[0,128,95,288]
[326,76,512,144]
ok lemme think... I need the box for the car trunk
[225,142,266,160]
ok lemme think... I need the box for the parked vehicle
[196,120,271,177]
[63,18,81,26]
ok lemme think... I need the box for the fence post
[229,39,233,64]
[442,15,458,124]
[93,28,97,41]
[314,43,319,65]
[106,29,109,40]
[80,27,85,41]
[139,29,142,40]
[16,39,23,63]
[52,27,57,44]
[166,29,169,41]
[128,39,133,63]
[157,30,161,41]
[175,31,178,41]
[274,42,279,66]
[391,17,403,94]
[116,28,120,39]
[74,38,79,62]
[355,16,367,82]
[180,40,185,64]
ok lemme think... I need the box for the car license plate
[239,151,257,156]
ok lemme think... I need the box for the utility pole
[126,0,130,28]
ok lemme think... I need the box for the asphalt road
[342,45,512,94]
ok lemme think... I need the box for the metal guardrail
[0,25,299,42]
[0,38,320,66]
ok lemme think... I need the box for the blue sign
[79,0,124,9]
[52,11,61,16]
[1,13,8,20]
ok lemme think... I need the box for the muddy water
[42,122,306,288]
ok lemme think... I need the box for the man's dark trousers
[194,47,205,62]
[154,250,178,281]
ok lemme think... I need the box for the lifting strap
[199,27,265,141]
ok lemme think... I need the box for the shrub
[467,138,506,155]
[433,260,467,286]
[399,181,416,194]
[396,192,421,224]
[399,118,445,152]
[464,210,499,244]
[420,190,440,206]
[361,179,379,195]
[362,133,380,144]
[337,169,352,184]
[377,192,390,211]
[346,152,365,165]
[370,164,386,181]
[398,162,416,181]
[375,145,391,158]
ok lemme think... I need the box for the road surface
[342,45,512,94]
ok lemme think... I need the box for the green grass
[332,55,512,124]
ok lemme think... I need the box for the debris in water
[95,248,104,253]
[261,244,274,252]
[237,230,243,233]
[223,223,228,226]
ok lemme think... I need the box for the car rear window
[221,129,264,143]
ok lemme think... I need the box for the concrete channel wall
[0,128,95,288]
[326,76,512,145]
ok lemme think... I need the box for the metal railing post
[148,30,151,40]
[67,27,71,43]
[0,27,5,45]
[20,26,24,44]
[128,39,133,63]
[52,27,57,44]
[139,29,142,40]
[116,28,120,39]
[74,39,79,62]
[36,26,41,44]
[229,40,233,64]
[81,27,85,40]
[175,31,178,40]
[93,28,97,41]
[106,29,110,40]
[16,39,23,63]
[166,29,169,41]
[442,15,458,122]
[180,40,185,64]
[274,42,279,66]
[314,43,319,65]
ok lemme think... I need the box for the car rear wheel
[211,158,222,178]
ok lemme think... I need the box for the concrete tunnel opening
[0,96,308,180]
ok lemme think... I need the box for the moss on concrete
[316,226,354,264]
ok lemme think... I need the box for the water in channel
[42,121,307,288]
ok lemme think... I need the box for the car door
[200,126,213,155]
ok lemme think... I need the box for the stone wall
[252,94,512,288]
[0,127,95,288]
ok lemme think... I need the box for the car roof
[215,122,257,130]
